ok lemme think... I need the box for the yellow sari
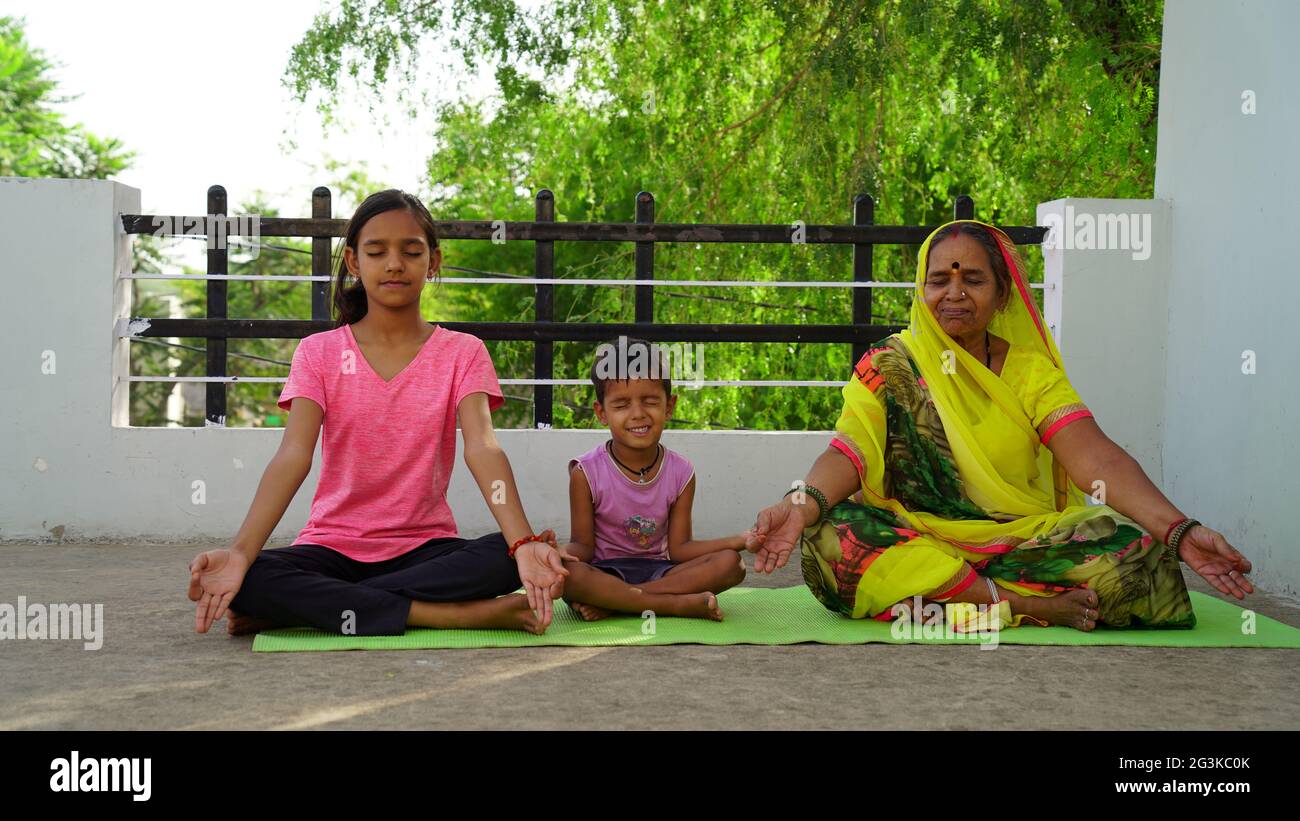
[801,220,1194,628]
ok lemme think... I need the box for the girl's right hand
[188,549,250,634]
[514,541,569,629]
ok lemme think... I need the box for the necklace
[606,440,662,484]
[985,330,992,369]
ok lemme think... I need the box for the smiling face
[922,230,1009,340]
[595,379,676,451]
[342,207,441,311]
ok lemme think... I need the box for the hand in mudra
[748,499,811,574]
[514,529,568,628]
[188,549,249,633]
[1178,525,1253,599]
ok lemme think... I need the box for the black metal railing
[119,187,1047,428]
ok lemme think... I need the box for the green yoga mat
[251,586,1300,652]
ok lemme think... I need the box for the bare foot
[458,594,545,635]
[1017,588,1100,631]
[569,601,610,622]
[664,592,724,622]
[226,610,279,636]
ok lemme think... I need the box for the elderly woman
[749,220,1253,630]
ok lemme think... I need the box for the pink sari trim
[991,230,1057,368]
[829,437,864,478]
[1040,410,1094,445]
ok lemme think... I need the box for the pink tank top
[569,442,695,561]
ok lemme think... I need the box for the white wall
[1039,198,1172,484]
[1154,0,1300,596]
[0,178,833,543]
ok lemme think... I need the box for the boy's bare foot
[665,592,724,622]
[1016,588,1100,631]
[226,610,278,636]
[569,601,610,621]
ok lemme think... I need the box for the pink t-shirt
[277,323,504,562]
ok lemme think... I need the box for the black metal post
[206,185,227,426]
[851,193,874,368]
[634,192,654,324]
[534,190,555,428]
[311,187,332,322]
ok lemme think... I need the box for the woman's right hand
[188,549,250,633]
[748,498,811,574]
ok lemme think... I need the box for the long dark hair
[925,222,1020,310]
[332,189,440,326]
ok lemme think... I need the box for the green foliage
[0,16,133,178]
[148,0,1161,430]
[128,198,313,427]
[127,161,404,428]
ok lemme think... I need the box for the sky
[9,0,496,265]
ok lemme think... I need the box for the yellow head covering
[896,220,1084,515]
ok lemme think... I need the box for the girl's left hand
[1178,525,1254,599]
[515,536,568,628]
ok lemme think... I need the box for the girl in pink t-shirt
[186,190,568,638]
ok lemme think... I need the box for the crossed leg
[359,534,543,634]
[930,561,1101,631]
[564,551,745,621]
[228,534,545,636]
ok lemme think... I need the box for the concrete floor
[1,541,1298,730]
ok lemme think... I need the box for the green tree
[129,168,401,427]
[275,0,1163,431]
[129,197,315,427]
[0,16,133,178]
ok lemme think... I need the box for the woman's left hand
[515,532,568,627]
[1178,525,1254,599]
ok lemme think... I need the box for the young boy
[559,337,749,621]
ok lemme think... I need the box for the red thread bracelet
[508,531,557,558]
